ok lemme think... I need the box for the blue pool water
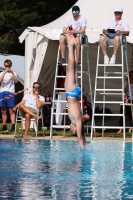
[0,139,133,200]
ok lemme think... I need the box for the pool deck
[0,134,133,142]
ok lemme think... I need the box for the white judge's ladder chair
[50,34,93,138]
[91,34,132,140]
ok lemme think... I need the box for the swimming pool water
[0,139,133,200]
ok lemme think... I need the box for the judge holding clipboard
[99,6,130,65]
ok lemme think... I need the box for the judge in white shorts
[14,82,44,138]
[99,6,130,65]
[58,5,87,65]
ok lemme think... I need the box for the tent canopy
[18,0,133,115]
[20,0,133,44]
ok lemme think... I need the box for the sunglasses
[5,65,11,68]
[72,10,79,14]
[33,86,40,89]
[115,12,122,15]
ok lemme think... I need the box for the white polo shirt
[104,19,130,32]
[64,14,87,36]
[23,94,45,112]
[0,71,17,93]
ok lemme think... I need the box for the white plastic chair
[14,107,45,137]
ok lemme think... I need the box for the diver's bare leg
[65,35,76,91]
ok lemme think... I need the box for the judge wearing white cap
[100,6,130,64]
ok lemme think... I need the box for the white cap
[114,6,123,12]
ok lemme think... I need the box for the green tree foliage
[0,0,77,55]
[0,0,77,34]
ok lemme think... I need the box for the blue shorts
[0,92,15,108]
[66,85,81,99]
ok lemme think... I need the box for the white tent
[19,0,133,114]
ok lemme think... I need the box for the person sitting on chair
[99,6,130,64]
[116,71,133,134]
[58,5,87,65]
[14,82,44,138]
[64,33,86,149]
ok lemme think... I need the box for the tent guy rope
[0,88,28,102]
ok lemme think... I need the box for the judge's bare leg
[60,35,66,60]
[65,34,85,149]
[113,36,120,55]
[23,113,32,138]
[99,35,108,56]
[19,104,41,121]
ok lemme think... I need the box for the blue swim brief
[66,85,81,99]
